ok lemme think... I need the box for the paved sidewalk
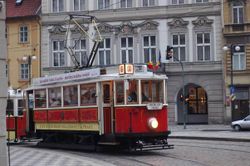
[169,124,250,142]
[9,145,115,166]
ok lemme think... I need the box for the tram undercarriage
[37,130,173,151]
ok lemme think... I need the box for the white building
[40,0,224,124]
[0,0,8,165]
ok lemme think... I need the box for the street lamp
[223,45,240,118]
[22,55,36,85]
[166,46,186,129]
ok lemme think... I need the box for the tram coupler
[132,139,174,151]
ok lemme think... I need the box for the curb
[169,135,250,142]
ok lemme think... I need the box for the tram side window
[141,80,163,103]
[48,87,62,107]
[115,81,124,104]
[80,83,96,105]
[63,85,78,106]
[18,99,24,115]
[35,89,46,108]
[6,99,14,116]
[127,80,138,104]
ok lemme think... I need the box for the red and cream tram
[25,64,172,150]
[6,88,26,142]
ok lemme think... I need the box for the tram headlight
[148,117,159,130]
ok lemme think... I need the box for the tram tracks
[170,140,250,154]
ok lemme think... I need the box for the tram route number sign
[146,103,163,110]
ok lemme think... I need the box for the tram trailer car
[6,89,26,142]
[25,65,173,150]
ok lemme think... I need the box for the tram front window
[18,99,24,116]
[127,80,138,104]
[6,99,14,116]
[141,80,163,103]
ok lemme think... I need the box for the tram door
[26,90,35,136]
[102,81,114,134]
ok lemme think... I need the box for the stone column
[0,1,8,166]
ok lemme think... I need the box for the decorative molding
[228,0,246,5]
[168,18,189,29]
[137,20,159,31]
[97,23,114,33]
[118,21,137,34]
[192,16,213,28]
[49,25,66,34]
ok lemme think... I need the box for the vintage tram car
[6,88,26,142]
[22,64,172,150]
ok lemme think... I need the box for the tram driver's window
[115,81,124,104]
[34,89,46,108]
[127,80,138,104]
[6,99,14,116]
[141,80,151,103]
[48,87,62,107]
[18,99,24,116]
[141,80,164,103]
[80,83,96,105]
[152,80,163,102]
[63,85,78,106]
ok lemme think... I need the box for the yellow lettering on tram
[35,123,99,131]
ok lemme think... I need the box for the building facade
[0,1,8,165]
[6,0,41,90]
[223,0,250,122]
[40,0,224,124]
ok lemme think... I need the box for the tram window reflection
[63,85,78,106]
[116,81,124,104]
[80,83,96,105]
[34,89,46,108]
[48,87,61,107]
[127,80,138,104]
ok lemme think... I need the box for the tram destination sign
[146,103,163,110]
[33,68,100,86]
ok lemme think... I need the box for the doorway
[177,84,208,124]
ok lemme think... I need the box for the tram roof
[26,65,167,90]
